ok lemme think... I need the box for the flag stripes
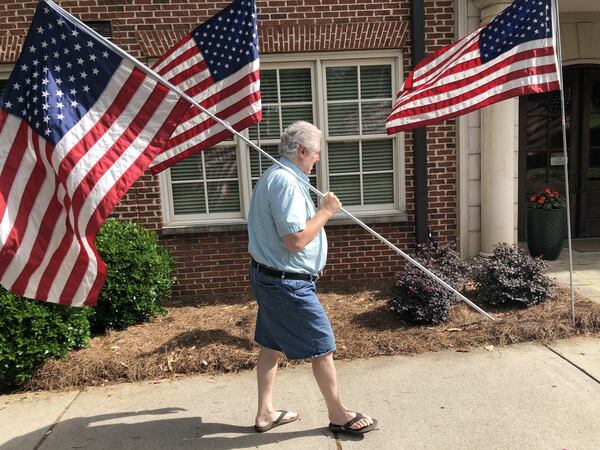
[148,0,261,174]
[386,35,559,133]
[0,61,188,306]
[386,0,560,134]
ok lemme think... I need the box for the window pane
[204,146,238,179]
[261,69,278,103]
[282,105,313,128]
[328,103,359,135]
[328,141,360,172]
[363,173,394,204]
[326,66,358,100]
[330,175,361,205]
[361,101,390,134]
[249,104,280,140]
[360,65,392,99]
[207,181,240,212]
[362,140,393,171]
[173,183,206,214]
[170,153,202,182]
[250,144,279,178]
[280,68,311,102]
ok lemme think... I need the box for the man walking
[248,121,377,435]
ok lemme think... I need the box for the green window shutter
[362,139,393,171]
[363,173,394,204]
[360,65,392,99]
[362,139,394,205]
[361,101,392,135]
[170,146,240,215]
[280,68,311,102]
[250,68,312,141]
[172,184,206,215]
[326,67,358,100]
[330,175,361,205]
[328,141,360,172]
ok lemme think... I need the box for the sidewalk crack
[33,389,82,450]
[545,345,600,385]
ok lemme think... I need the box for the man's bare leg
[255,346,298,427]
[311,352,374,430]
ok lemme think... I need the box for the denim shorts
[249,263,336,360]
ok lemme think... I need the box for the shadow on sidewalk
[5,408,332,449]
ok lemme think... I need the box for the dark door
[519,66,600,238]
[580,70,600,235]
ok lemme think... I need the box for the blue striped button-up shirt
[248,157,327,275]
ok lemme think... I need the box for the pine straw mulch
[25,282,600,391]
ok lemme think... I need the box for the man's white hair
[278,121,322,158]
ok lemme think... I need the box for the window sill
[326,211,408,227]
[160,212,408,236]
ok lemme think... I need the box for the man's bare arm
[282,192,342,252]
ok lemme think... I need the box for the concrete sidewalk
[547,246,600,304]
[2,337,600,450]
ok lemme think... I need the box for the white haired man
[248,121,377,435]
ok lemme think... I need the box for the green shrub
[389,243,472,324]
[475,243,553,307]
[0,289,90,386]
[90,218,174,333]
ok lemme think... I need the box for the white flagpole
[44,0,495,321]
[552,0,576,325]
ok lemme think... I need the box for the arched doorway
[519,65,600,239]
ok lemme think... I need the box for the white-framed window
[159,50,405,229]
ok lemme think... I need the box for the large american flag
[149,0,261,174]
[0,1,188,306]
[386,0,560,134]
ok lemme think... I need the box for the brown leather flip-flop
[254,410,299,433]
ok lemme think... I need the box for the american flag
[149,0,261,174]
[0,1,188,306]
[386,0,560,134]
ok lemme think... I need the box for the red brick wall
[0,0,457,298]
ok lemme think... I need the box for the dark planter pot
[526,207,567,261]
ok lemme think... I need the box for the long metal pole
[552,0,576,325]
[45,0,495,321]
